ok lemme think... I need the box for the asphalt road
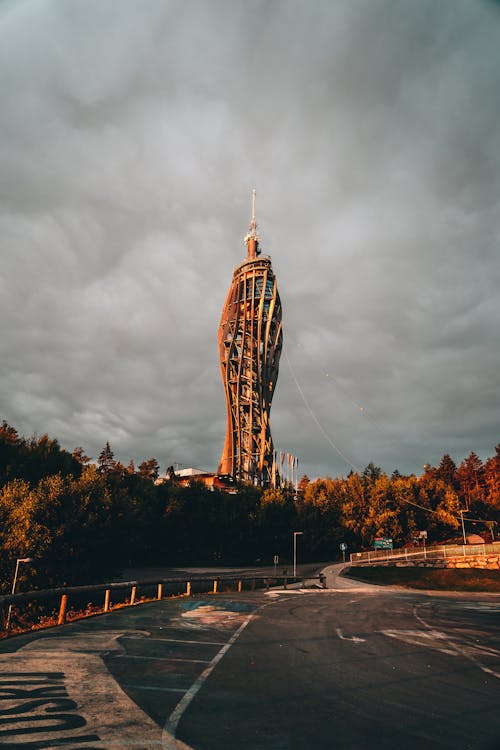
[1,566,499,750]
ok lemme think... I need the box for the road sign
[374,538,393,550]
[274,555,279,565]
[339,543,347,551]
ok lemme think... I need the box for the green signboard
[374,538,393,550]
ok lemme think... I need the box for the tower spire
[245,188,260,258]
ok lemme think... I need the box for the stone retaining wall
[391,555,500,570]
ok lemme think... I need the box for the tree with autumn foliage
[484,445,500,509]
[0,419,498,587]
[0,421,81,488]
[138,458,160,481]
[295,477,344,557]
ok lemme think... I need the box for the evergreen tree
[98,442,116,473]
[0,421,21,486]
[362,463,382,483]
[435,453,458,489]
[457,452,484,508]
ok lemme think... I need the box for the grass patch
[344,566,500,592]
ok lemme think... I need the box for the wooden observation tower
[218,191,283,487]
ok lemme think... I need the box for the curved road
[0,566,499,749]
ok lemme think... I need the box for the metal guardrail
[0,573,304,636]
[350,541,500,566]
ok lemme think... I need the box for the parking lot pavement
[0,594,262,749]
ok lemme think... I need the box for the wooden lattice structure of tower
[218,191,283,487]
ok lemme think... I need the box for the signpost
[339,542,347,563]
[6,557,33,630]
[293,532,303,578]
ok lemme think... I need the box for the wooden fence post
[186,581,191,596]
[130,586,137,605]
[157,583,163,600]
[104,589,111,612]
[213,579,218,594]
[57,594,68,625]
[238,580,242,593]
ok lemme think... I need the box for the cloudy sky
[1,0,499,479]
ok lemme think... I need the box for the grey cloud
[1,0,499,478]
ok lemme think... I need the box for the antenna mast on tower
[245,188,260,258]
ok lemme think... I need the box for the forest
[0,420,499,592]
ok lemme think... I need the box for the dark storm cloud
[1,0,499,477]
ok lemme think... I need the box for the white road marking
[163,611,256,739]
[264,589,306,596]
[462,603,500,612]
[413,603,500,679]
[381,629,458,656]
[335,627,366,643]
[122,683,186,693]
[115,654,211,663]
[121,636,226,646]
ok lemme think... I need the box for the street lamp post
[459,510,467,546]
[293,531,303,578]
[5,557,32,631]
